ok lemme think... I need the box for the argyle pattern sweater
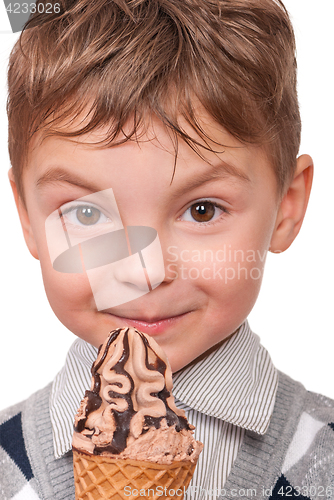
[0,371,334,500]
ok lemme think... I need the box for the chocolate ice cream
[72,327,203,464]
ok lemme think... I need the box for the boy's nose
[114,227,165,291]
[86,226,165,310]
[113,253,152,291]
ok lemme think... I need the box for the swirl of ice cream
[72,327,203,464]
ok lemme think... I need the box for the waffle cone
[73,449,197,500]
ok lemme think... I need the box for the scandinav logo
[3,1,61,33]
[45,188,165,310]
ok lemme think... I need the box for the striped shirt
[50,320,277,499]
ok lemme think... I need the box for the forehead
[25,111,277,199]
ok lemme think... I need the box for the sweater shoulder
[0,384,52,500]
[0,397,27,425]
[304,387,334,420]
[0,383,53,422]
[277,370,334,421]
[0,393,41,499]
[272,373,334,498]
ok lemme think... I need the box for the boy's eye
[181,201,225,223]
[75,206,101,225]
[61,204,110,227]
[191,202,215,222]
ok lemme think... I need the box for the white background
[0,0,333,411]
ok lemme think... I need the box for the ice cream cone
[73,449,197,500]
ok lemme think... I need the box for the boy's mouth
[105,311,192,335]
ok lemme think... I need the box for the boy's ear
[8,168,39,260]
[270,154,313,253]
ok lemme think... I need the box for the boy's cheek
[42,272,111,347]
[41,267,94,319]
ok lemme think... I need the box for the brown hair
[7,0,300,200]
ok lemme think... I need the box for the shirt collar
[50,320,277,459]
[172,320,278,434]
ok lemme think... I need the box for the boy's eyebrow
[36,167,102,192]
[170,159,251,198]
[36,160,250,193]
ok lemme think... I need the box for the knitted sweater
[0,371,334,500]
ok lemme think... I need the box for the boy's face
[14,114,283,372]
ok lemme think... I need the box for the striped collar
[50,320,277,459]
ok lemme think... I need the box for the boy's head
[9,0,302,200]
[8,0,313,372]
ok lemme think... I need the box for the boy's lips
[105,311,192,335]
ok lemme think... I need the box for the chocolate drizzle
[74,329,122,434]
[95,329,135,455]
[140,332,189,432]
[74,327,190,455]
[93,328,122,374]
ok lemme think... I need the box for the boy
[1,0,333,499]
